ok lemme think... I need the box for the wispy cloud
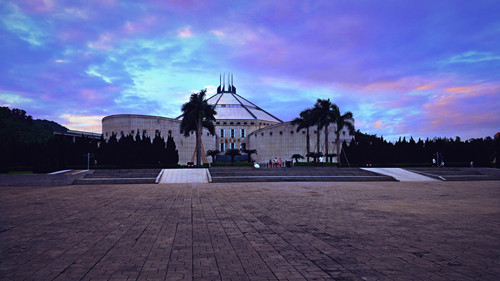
[1,3,49,46]
[445,51,500,64]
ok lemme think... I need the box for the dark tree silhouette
[180,89,217,167]
[331,107,355,163]
[291,154,304,163]
[225,149,241,164]
[164,133,179,166]
[242,149,257,162]
[291,108,313,162]
[206,149,220,163]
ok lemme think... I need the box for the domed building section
[101,75,355,165]
[187,74,283,153]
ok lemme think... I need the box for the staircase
[208,166,396,183]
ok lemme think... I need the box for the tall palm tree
[332,107,355,163]
[180,89,217,167]
[291,108,313,161]
[314,99,337,160]
[310,108,322,160]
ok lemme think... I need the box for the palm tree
[206,149,220,163]
[314,99,336,161]
[311,99,334,158]
[291,154,304,163]
[242,149,257,162]
[225,149,241,164]
[291,109,313,162]
[332,107,355,163]
[180,89,217,167]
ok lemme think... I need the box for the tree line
[340,131,498,167]
[1,132,180,173]
[0,107,180,172]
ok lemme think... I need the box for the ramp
[158,168,210,184]
[361,168,437,182]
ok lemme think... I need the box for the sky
[1,0,499,141]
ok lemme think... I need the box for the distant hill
[0,107,68,145]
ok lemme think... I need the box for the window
[244,122,247,125]
[237,122,240,125]
[220,129,225,137]
[240,129,246,138]
[251,122,254,125]
[220,143,225,152]
[291,131,294,134]
[279,131,283,135]
[216,122,220,125]
[261,132,264,136]
[223,122,227,125]
[131,130,135,135]
[302,130,305,134]
[270,132,273,136]
[343,131,346,135]
[230,122,234,125]
[230,143,235,149]
[230,129,235,138]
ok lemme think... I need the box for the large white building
[102,77,354,164]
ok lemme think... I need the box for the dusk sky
[1,0,499,141]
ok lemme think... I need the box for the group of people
[432,158,445,167]
[269,157,283,167]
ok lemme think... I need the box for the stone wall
[247,121,354,164]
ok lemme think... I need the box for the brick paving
[1,181,499,280]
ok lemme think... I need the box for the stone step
[209,167,396,182]
[210,175,395,183]
[73,178,156,185]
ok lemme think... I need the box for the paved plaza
[1,181,499,280]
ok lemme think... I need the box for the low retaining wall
[0,170,93,187]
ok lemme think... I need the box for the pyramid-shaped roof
[205,75,283,123]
